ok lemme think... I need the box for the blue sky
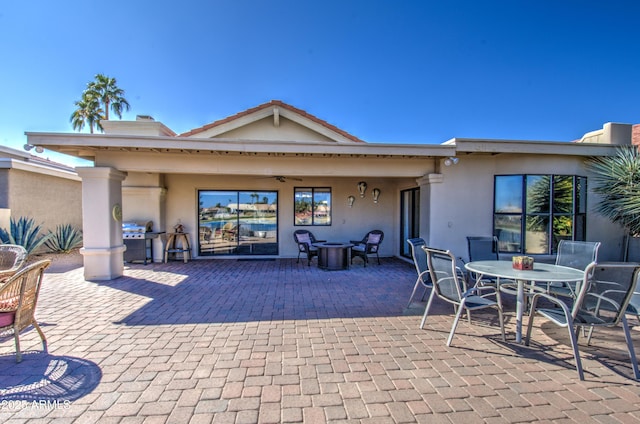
[1,1,639,166]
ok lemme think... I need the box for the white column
[416,173,443,246]
[76,167,128,280]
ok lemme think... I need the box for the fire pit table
[313,242,354,270]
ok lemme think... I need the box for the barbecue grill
[122,221,162,264]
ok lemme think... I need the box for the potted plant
[586,145,640,260]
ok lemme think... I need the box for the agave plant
[0,217,53,255]
[585,146,640,236]
[44,224,83,253]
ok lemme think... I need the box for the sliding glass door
[198,190,278,255]
[400,187,420,258]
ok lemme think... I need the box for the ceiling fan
[260,175,303,183]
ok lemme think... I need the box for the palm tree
[70,93,103,133]
[70,74,130,133]
[86,74,130,121]
[586,145,640,235]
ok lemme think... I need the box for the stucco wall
[7,167,82,231]
[427,154,624,262]
[160,174,407,259]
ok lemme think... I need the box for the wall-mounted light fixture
[347,195,355,208]
[24,144,44,153]
[443,157,459,166]
[357,181,367,197]
[372,188,381,203]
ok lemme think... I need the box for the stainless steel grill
[122,221,154,239]
[123,221,161,264]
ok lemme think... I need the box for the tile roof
[178,100,365,143]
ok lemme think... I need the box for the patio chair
[546,240,601,298]
[406,238,432,307]
[421,246,505,346]
[350,230,384,267]
[526,262,640,380]
[0,244,28,283]
[465,236,506,302]
[0,259,51,362]
[293,230,325,266]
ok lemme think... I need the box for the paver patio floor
[1,257,640,423]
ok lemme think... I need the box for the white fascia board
[452,138,620,156]
[0,158,81,181]
[26,132,456,158]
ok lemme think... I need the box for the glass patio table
[464,260,585,343]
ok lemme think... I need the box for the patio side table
[164,233,191,263]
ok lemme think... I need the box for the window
[294,188,331,226]
[494,175,586,254]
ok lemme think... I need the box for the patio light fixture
[357,181,367,197]
[24,144,44,153]
[372,188,381,203]
[444,157,459,166]
[347,195,355,208]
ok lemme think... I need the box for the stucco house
[0,145,82,240]
[26,100,632,280]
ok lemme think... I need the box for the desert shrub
[44,224,83,253]
[0,217,53,255]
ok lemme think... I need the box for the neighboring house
[26,100,631,280]
[0,145,82,243]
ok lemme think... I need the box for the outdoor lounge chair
[421,246,505,346]
[406,238,432,307]
[293,230,325,266]
[0,244,28,283]
[526,262,640,380]
[0,259,51,362]
[350,230,384,267]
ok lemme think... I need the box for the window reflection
[295,188,331,226]
[198,190,278,256]
[495,176,522,213]
[494,175,586,254]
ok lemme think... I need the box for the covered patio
[1,258,640,422]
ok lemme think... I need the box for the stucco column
[416,174,443,246]
[76,167,128,280]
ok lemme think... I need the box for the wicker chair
[350,230,384,267]
[0,244,28,282]
[0,259,51,362]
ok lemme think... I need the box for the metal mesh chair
[406,238,432,307]
[0,259,51,362]
[421,246,505,346]
[0,244,28,283]
[546,240,601,298]
[526,262,640,380]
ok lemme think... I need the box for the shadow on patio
[97,258,435,325]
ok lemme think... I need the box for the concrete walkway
[1,257,640,423]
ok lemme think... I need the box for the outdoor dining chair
[465,236,507,304]
[526,262,640,380]
[545,240,601,298]
[406,238,432,307]
[350,230,384,267]
[0,259,51,362]
[0,244,28,283]
[421,246,505,346]
[293,230,325,266]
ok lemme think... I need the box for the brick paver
[1,257,639,423]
